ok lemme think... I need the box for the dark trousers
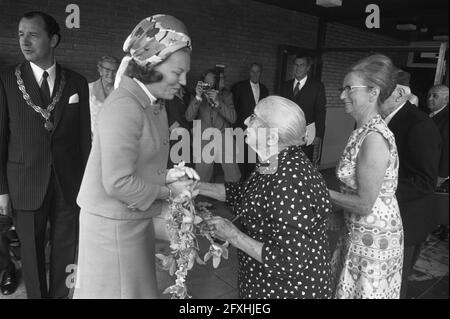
[13,170,79,299]
[0,216,12,271]
[400,244,422,299]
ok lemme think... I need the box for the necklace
[15,64,66,131]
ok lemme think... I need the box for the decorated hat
[114,14,191,88]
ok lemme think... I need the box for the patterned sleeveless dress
[332,115,404,299]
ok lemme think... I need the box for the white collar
[384,101,407,125]
[30,61,56,90]
[430,104,448,118]
[294,75,308,88]
[133,78,158,105]
[249,80,259,87]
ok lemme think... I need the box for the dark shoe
[0,263,18,295]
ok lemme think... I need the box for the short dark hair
[21,11,61,47]
[200,68,217,82]
[250,62,263,70]
[125,59,163,84]
[125,47,190,85]
[294,53,313,66]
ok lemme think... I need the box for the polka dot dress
[332,115,404,299]
[225,145,333,299]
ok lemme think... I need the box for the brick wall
[1,0,411,167]
[323,22,408,109]
[0,0,408,95]
[0,0,319,92]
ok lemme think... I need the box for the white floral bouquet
[156,162,229,299]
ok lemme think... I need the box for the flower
[156,167,228,299]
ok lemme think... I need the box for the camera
[199,81,212,91]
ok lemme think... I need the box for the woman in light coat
[74,15,197,299]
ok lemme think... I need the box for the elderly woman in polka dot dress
[198,96,332,299]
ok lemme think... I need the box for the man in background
[280,53,326,165]
[380,70,441,298]
[427,84,449,188]
[231,63,269,180]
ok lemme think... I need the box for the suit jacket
[0,62,91,210]
[231,80,269,129]
[280,77,327,139]
[165,88,190,131]
[431,105,449,178]
[76,75,170,220]
[388,101,441,245]
[185,89,236,132]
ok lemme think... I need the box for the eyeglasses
[100,65,117,74]
[340,85,372,94]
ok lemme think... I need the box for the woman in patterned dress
[198,96,333,299]
[329,55,404,299]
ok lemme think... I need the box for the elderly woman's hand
[205,216,240,244]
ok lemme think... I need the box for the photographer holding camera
[185,69,241,183]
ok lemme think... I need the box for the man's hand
[205,90,219,107]
[0,194,11,216]
[195,81,203,100]
[312,137,322,166]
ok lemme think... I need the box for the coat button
[163,138,169,145]
[153,110,160,115]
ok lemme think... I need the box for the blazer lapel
[286,79,295,99]
[52,63,66,131]
[299,77,311,94]
[246,81,256,104]
[21,62,45,108]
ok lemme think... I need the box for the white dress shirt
[293,75,308,93]
[384,101,407,125]
[30,61,56,96]
[249,80,260,104]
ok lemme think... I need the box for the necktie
[40,71,51,106]
[293,81,300,97]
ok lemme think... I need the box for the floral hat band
[114,14,191,88]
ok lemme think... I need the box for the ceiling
[254,0,449,43]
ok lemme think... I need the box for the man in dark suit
[0,11,91,298]
[231,63,269,180]
[427,84,449,240]
[166,86,192,168]
[427,84,449,187]
[280,54,326,164]
[380,70,441,299]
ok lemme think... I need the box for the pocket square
[69,93,79,104]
